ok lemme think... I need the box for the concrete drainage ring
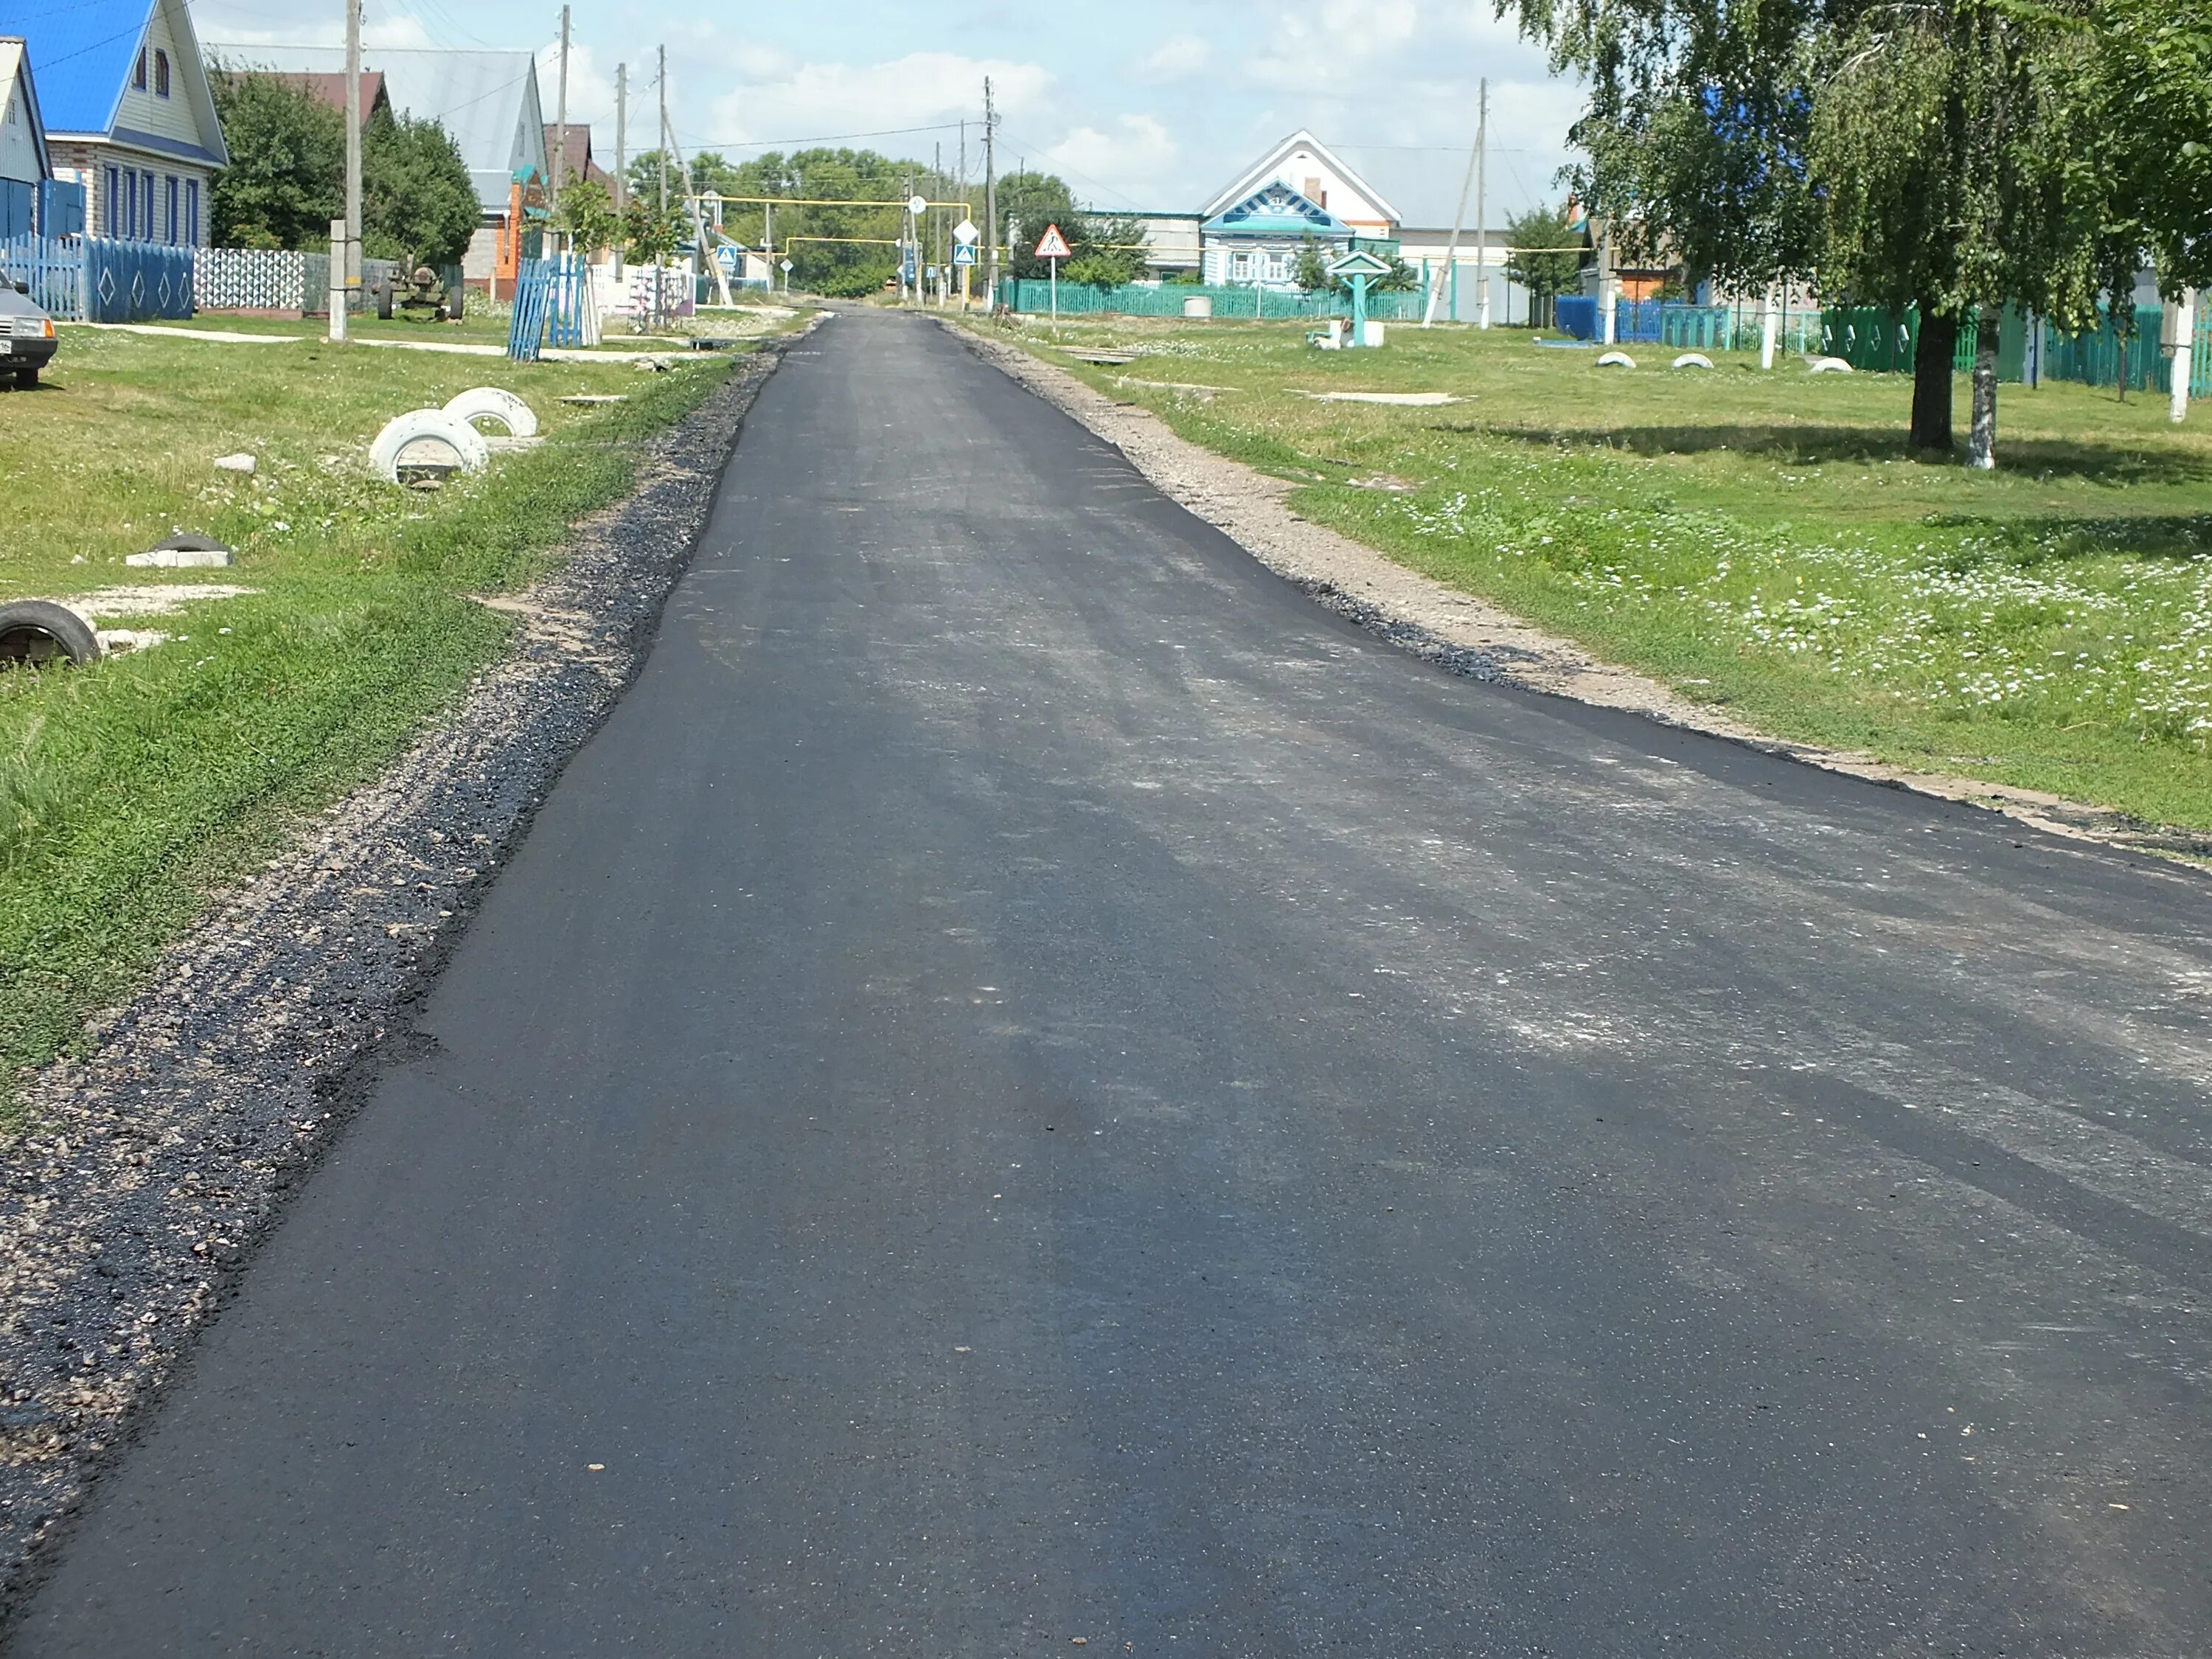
[369,408,493,483]
[0,599,101,667]
[441,386,539,438]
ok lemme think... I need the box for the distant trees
[1506,0,2208,465]
[998,170,1145,285]
[206,69,344,249]
[1503,204,1583,325]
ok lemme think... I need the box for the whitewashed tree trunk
[2172,289,2197,425]
[1967,303,2001,470]
[1760,285,1778,370]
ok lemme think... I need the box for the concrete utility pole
[657,46,668,217]
[333,0,361,341]
[983,77,998,309]
[1473,78,1490,330]
[612,62,627,277]
[552,4,570,214]
[1424,120,1478,328]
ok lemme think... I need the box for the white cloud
[699,50,1050,152]
[1046,114,1178,207]
[1135,34,1211,83]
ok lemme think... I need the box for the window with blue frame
[185,178,199,246]
[141,173,153,241]
[105,166,119,236]
[166,176,178,245]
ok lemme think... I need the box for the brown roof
[543,124,614,192]
[259,71,390,128]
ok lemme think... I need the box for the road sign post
[1035,223,1073,327]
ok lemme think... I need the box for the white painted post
[2171,288,2197,425]
[327,216,349,343]
[1599,223,1617,346]
[1760,283,1778,370]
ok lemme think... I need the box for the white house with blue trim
[1199,131,1399,288]
[2,0,226,245]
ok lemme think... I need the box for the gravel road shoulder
[946,319,2209,862]
[0,319,814,1617]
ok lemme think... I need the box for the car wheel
[10,365,33,391]
[0,599,100,668]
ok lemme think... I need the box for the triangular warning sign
[1034,223,1074,260]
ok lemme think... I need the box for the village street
[12,307,2212,1654]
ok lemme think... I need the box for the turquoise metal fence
[1003,279,1427,321]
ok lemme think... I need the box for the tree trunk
[1910,304,1958,453]
[1967,302,2001,470]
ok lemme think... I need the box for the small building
[18,0,226,245]
[0,36,52,237]
[1198,181,1356,288]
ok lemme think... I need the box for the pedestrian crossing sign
[1034,224,1073,260]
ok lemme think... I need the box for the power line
[669,119,974,153]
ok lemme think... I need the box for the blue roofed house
[5,0,226,245]
[0,36,51,237]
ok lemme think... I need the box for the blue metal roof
[0,0,153,135]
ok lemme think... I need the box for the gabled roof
[1202,129,1399,226]
[543,123,612,191]
[259,70,389,128]
[1202,181,1350,240]
[212,45,547,214]
[10,0,224,161]
[0,38,52,176]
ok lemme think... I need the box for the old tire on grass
[446,284,465,321]
[0,600,100,668]
[375,282,394,321]
[369,408,491,484]
[1671,352,1714,370]
[1595,350,1637,369]
[442,386,539,438]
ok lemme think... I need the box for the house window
[133,49,147,91]
[186,178,199,246]
[104,167,119,235]
[155,50,170,98]
[166,176,178,245]
[142,173,154,240]
[1232,251,1251,280]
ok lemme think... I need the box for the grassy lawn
[994,313,2212,832]
[0,323,763,1096]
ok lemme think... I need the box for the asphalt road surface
[15,309,2212,1656]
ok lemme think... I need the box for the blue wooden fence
[508,254,594,360]
[0,235,193,321]
[1002,279,1430,321]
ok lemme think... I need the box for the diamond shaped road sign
[1034,223,1074,260]
[953,219,979,246]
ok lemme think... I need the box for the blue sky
[198,0,1587,217]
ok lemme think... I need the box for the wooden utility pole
[657,46,668,215]
[552,4,571,212]
[983,77,998,309]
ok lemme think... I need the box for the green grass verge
[0,324,757,1094]
[992,314,2212,831]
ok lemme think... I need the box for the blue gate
[0,234,84,318]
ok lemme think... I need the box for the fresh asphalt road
[15,309,2212,1655]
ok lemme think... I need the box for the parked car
[0,280,58,389]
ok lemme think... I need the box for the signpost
[954,219,978,310]
[779,257,793,295]
[1326,248,1395,348]
[1035,222,1073,326]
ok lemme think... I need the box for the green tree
[2079,0,2212,295]
[622,194,685,267]
[553,177,621,257]
[998,171,1147,285]
[1294,235,1335,293]
[1511,0,2113,465]
[1503,204,1585,326]
[206,68,344,249]
[361,109,479,267]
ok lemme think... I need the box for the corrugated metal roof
[0,0,150,135]
[212,44,546,214]
[0,37,52,175]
